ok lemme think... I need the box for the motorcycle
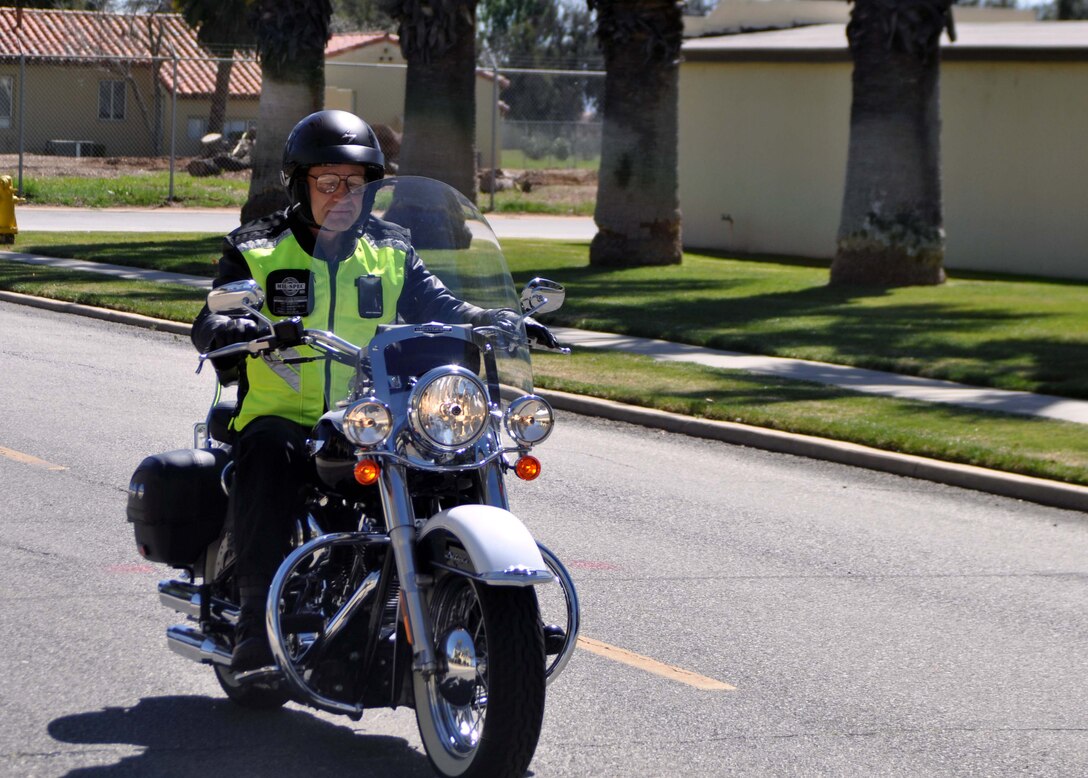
[125,176,580,778]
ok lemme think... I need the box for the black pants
[230,415,311,593]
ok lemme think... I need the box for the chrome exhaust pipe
[159,580,240,624]
[166,624,232,666]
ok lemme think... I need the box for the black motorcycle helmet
[281,109,386,224]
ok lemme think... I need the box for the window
[187,117,206,140]
[187,117,256,141]
[99,80,125,121]
[0,76,12,129]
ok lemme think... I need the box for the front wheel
[414,576,545,778]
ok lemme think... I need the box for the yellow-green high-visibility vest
[232,230,407,431]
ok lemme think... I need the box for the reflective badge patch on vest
[267,269,314,317]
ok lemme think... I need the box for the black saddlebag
[126,448,230,567]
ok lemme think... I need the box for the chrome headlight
[504,395,554,445]
[407,367,490,453]
[342,399,393,447]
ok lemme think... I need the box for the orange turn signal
[353,458,381,486]
[514,455,542,481]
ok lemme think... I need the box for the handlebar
[197,319,567,375]
[197,326,361,375]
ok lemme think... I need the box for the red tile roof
[0,9,406,100]
[326,32,400,58]
[0,8,262,99]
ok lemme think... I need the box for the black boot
[231,590,274,672]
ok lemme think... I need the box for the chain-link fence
[0,52,603,202]
[487,66,604,172]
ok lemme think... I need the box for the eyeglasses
[308,173,369,194]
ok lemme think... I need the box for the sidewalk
[4,248,1088,426]
[554,328,1088,425]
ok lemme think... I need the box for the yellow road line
[0,446,67,471]
[577,636,736,691]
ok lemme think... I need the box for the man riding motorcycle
[190,109,560,670]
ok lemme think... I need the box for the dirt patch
[0,154,248,180]
[479,167,597,205]
[0,155,595,208]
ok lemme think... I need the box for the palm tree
[384,0,478,202]
[588,0,682,268]
[174,0,256,136]
[242,0,333,222]
[830,0,955,287]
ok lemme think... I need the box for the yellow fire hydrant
[0,174,24,244]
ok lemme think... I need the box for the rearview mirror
[520,278,565,316]
[207,280,266,315]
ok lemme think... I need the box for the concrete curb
[0,290,191,335]
[3,289,1085,514]
[536,389,1088,514]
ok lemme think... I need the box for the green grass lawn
[486,190,595,216]
[21,174,250,208]
[4,231,1088,485]
[534,349,1088,486]
[500,240,1088,400]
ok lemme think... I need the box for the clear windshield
[312,176,533,395]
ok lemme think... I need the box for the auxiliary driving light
[343,399,393,447]
[504,395,554,445]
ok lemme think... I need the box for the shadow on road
[48,695,434,776]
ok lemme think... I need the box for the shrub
[552,137,572,162]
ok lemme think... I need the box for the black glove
[477,308,563,350]
[210,317,259,350]
[523,315,562,350]
[475,308,520,333]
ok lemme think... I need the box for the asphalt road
[2,302,1087,776]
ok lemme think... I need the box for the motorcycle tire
[207,538,290,710]
[414,575,546,778]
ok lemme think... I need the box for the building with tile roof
[0,8,260,157]
[0,9,503,164]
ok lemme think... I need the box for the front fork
[379,462,439,674]
[379,458,509,676]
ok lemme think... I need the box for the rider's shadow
[48,695,434,776]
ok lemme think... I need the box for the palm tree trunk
[589,0,682,268]
[831,0,953,286]
[244,79,320,222]
[242,0,331,223]
[391,0,479,203]
[208,58,234,136]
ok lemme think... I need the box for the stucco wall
[326,61,409,130]
[679,59,849,259]
[679,49,1088,280]
[326,49,502,168]
[942,61,1088,278]
[0,62,165,156]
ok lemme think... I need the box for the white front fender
[419,504,552,586]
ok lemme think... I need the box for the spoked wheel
[414,575,545,778]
